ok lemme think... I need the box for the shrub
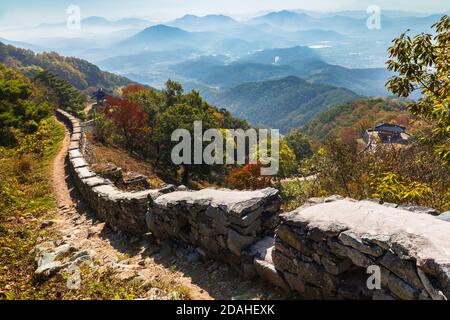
[15,154,34,176]
[93,112,113,145]
[280,180,313,211]
[306,136,450,211]
[227,163,272,190]
[372,172,433,205]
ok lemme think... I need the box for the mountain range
[247,10,439,36]
[1,9,445,135]
[37,16,152,31]
[171,46,391,96]
[167,14,240,31]
[200,76,358,132]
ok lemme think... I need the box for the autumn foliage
[122,84,147,97]
[227,162,272,190]
[340,127,359,144]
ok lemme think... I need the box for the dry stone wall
[270,197,450,300]
[56,109,450,299]
[147,188,280,275]
[56,109,281,272]
[58,109,174,234]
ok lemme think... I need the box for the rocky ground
[33,120,285,300]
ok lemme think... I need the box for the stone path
[42,118,284,300]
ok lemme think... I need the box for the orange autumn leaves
[227,162,272,190]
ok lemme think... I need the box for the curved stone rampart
[270,198,450,300]
[56,109,450,299]
[56,109,281,273]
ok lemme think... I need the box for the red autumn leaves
[104,94,148,153]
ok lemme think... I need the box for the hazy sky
[1,0,449,27]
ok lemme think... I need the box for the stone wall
[56,109,450,299]
[147,188,280,275]
[58,109,174,234]
[268,197,450,300]
[56,109,281,271]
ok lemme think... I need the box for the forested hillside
[301,97,412,141]
[202,76,358,132]
[0,42,133,93]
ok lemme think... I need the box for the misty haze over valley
[0,5,448,130]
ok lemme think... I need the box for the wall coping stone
[82,177,110,188]
[69,150,83,159]
[70,157,88,169]
[155,188,279,217]
[281,199,450,262]
[75,167,96,180]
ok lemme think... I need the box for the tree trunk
[182,164,190,186]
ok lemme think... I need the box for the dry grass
[0,119,192,300]
[87,133,226,190]
[88,138,165,189]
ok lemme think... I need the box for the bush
[93,112,113,144]
[280,180,313,211]
[0,65,53,147]
[227,163,272,190]
[372,172,434,205]
[306,137,450,211]
[15,154,35,176]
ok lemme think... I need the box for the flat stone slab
[71,133,81,142]
[155,188,279,217]
[82,177,109,188]
[92,185,122,198]
[71,157,88,169]
[76,167,96,179]
[281,200,450,268]
[110,189,164,201]
[248,236,275,262]
[254,259,289,291]
[437,212,450,222]
[69,150,83,159]
[57,109,69,116]
[68,141,80,150]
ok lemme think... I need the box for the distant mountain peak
[138,24,188,35]
[266,10,301,17]
[176,14,197,20]
[146,24,183,31]
[168,14,239,31]
[83,16,110,23]
[204,14,237,20]
[274,10,296,15]
[202,74,357,132]
[250,10,315,30]
[122,24,191,47]
[176,14,236,21]
[282,75,306,82]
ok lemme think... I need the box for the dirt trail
[52,126,72,208]
[48,119,283,300]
